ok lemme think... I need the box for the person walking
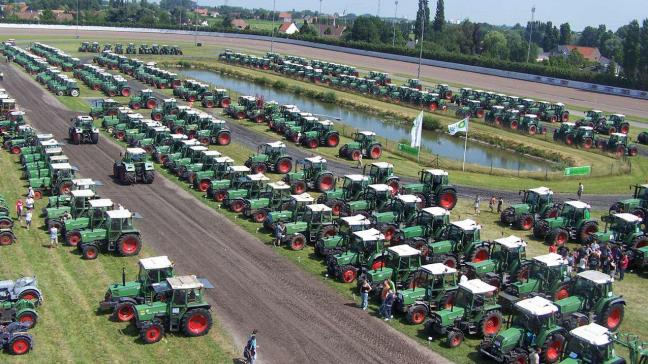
[577,182,584,200]
[356,152,363,169]
[15,199,23,221]
[380,289,395,320]
[243,330,258,364]
[273,222,284,247]
[489,196,496,213]
[24,210,32,230]
[359,280,371,310]
[497,197,503,213]
[25,196,34,211]
[49,225,59,248]
[619,253,629,280]
[529,347,540,364]
[27,186,35,199]
[474,195,481,216]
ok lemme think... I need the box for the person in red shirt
[619,253,629,281]
[549,243,558,254]
[15,199,23,222]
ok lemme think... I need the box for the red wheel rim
[18,313,34,326]
[319,176,333,191]
[511,121,518,129]
[221,99,231,108]
[630,147,638,156]
[254,164,266,174]
[117,305,135,321]
[255,115,264,123]
[621,125,629,134]
[495,117,502,126]
[484,316,501,335]
[332,203,341,216]
[175,127,185,134]
[342,269,355,283]
[607,306,622,329]
[556,231,568,245]
[412,311,425,324]
[195,180,210,192]
[428,103,437,112]
[146,326,161,341]
[566,135,574,145]
[117,131,125,140]
[121,236,139,254]
[254,212,266,223]
[291,237,305,250]
[529,125,537,135]
[439,192,456,209]
[121,88,131,97]
[237,112,245,119]
[21,292,37,301]
[523,216,533,230]
[198,137,210,146]
[327,134,339,147]
[370,146,381,159]
[187,313,209,334]
[0,235,12,245]
[473,249,489,262]
[231,201,244,213]
[215,191,226,202]
[294,183,306,194]
[388,181,399,196]
[555,288,569,300]
[351,150,361,161]
[188,95,196,102]
[384,226,395,241]
[206,101,214,108]
[86,248,97,259]
[131,103,141,110]
[477,110,485,118]
[450,335,460,346]
[153,113,162,121]
[547,340,561,361]
[217,133,231,145]
[371,259,385,270]
[11,338,29,354]
[583,138,592,149]
[308,139,318,148]
[609,128,616,135]
[146,99,157,109]
[11,146,21,154]
[278,160,291,174]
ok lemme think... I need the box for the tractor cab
[73,115,95,130]
[63,198,114,244]
[314,214,372,258]
[49,162,75,186]
[376,194,423,229]
[562,323,622,363]
[327,228,387,283]
[464,235,528,286]
[263,193,315,230]
[584,110,605,122]
[124,148,149,163]
[593,213,646,248]
[402,168,457,210]
[1,98,16,115]
[365,244,422,293]
[394,206,451,246]
[363,162,399,194]
[501,186,556,230]
[426,219,490,267]
[534,200,597,245]
[67,189,98,215]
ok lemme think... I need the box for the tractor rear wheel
[114,303,135,322]
[289,234,306,250]
[350,149,362,161]
[554,285,570,300]
[316,174,335,192]
[66,230,82,246]
[368,144,382,159]
[632,236,648,249]
[435,255,457,269]
[130,102,141,110]
[528,125,537,135]
[601,303,624,331]
[436,189,458,210]
[251,163,267,174]
[510,120,519,130]
[230,199,245,213]
[480,310,503,336]
[577,221,598,243]
[90,133,99,144]
[82,244,99,260]
[615,145,625,157]
[326,199,344,216]
[318,225,337,240]
[446,330,464,348]
[629,146,638,156]
[533,220,550,239]
[582,137,593,149]
[144,171,155,184]
[72,131,80,145]
[275,158,292,174]
[253,209,269,223]
[7,337,31,355]
[140,320,164,344]
[337,265,356,283]
[542,333,565,364]
[291,180,307,194]
[470,246,490,263]
[406,305,428,325]
[16,311,37,329]
[214,190,227,203]
[0,231,14,245]
[326,133,340,147]
[515,213,534,231]
[117,234,142,256]
[217,132,231,145]
[182,308,213,337]
[546,228,569,246]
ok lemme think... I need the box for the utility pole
[270,0,276,52]
[377,0,381,17]
[526,5,536,63]
[417,5,425,79]
[75,0,79,38]
[318,0,323,35]
[392,0,398,47]
[194,10,198,45]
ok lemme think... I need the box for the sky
[204,0,648,31]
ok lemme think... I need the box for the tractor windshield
[445,225,464,242]
[525,192,539,205]
[453,288,469,308]
[564,337,610,363]
[635,186,648,200]
[130,153,145,162]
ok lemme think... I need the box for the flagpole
[462,121,468,171]
[418,108,423,162]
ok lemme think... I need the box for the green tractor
[43,188,97,230]
[594,114,630,135]
[455,100,485,119]
[68,115,99,144]
[553,124,596,149]
[245,142,293,174]
[479,296,567,364]
[400,169,458,210]
[611,332,648,364]
[89,98,120,120]
[150,98,180,122]
[225,95,259,120]
[338,183,395,218]
[225,173,271,212]
[300,119,341,148]
[392,206,451,252]
[282,156,335,194]
[500,187,559,230]
[589,213,648,257]
[540,102,570,123]
[113,148,155,185]
[326,228,388,283]
[188,155,234,192]
[554,270,625,331]
[202,89,231,108]
[576,110,606,128]
[134,275,214,344]
[314,214,373,257]
[99,256,175,322]
[339,131,383,160]
[498,253,572,310]
[559,323,625,364]
[63,198,115,247]
[462,235,531,290]
[363,162,400,195]
[0,299,38,329]
[128,89,158,110]
[76,209,142,260]
[205,165,251,202]
[533,200,599,246]
[281,204,338,250]
[485,105,507,126]
[362,244,424,300]
[425,279,503,348]
[518,114,542,135]
[28,162,76,200]
[394,263,459,325]
[262,193,315,231]
[427,219,492,268]
[241,181,293,222]
[596,133,639,157]
[609,184,648,227]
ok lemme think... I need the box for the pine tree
[622,20,640,79]
[559,23,571,45]
[414,0,430,40]
[432,0,444,32]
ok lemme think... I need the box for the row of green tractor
[0,276,43,355]
[0,193,18,246]
[73,63,132,97]
[78,42,182,55]
[29,42,79,72]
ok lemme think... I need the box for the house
[278,22,299,35]
[230,19,248,30]
[210,11,220,17]
[194,8,209,17]
[52,9,73,22]
[278,12,292,23]
[317,24,347,38]
[15,10,40,21]
[554,45,603,63]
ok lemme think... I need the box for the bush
[422,115,442,131]
[320,91,337,103]
[272,80,287,90]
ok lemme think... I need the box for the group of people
[15,186,36,230]
[557,241,630,280]
[473,195,505,216]
[359,279,397,320]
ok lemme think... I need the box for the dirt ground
[2,27,648,118]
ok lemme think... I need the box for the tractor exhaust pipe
[122,267,126,286]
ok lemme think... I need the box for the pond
[181,69,551,172]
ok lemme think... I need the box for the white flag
[410,111,424,148]
[448,117,469,135]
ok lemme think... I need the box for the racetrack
[2,27,648,119]
[0,62,451,363]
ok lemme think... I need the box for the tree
[432,0,444,32]
[622,20,641,79]
[414,0,430,40]
[639,19,648,83]
[559,22,571,45]
[299,20,318,36]
[40,9,55,22]
[348,16,379,43]
[579,26,599,47]
[482,30,507,58]
[567,49,585,66]
[506,31,527,62]
[542,22,559,51]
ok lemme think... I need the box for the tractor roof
[2,98,15,103]
[346,174,368,182]
[318,120,334,126]
[141,88,152,93]
[265,141,286,148]
[189,146,208,152]
[241,95,256,101]
[305,156,326,163]
[523,98,534,102]
[358,131,376,136]
[202,150,222,157]
[73,178,95,186]
[611,132,627,137]
[139,256,173,270]
[229,165,250,173]
[76,115,93,121]
[127,147,147,154]
[46,147,63,155]
[614,212,642,223]
[533,253,565,267]
[515,296,558,317]
[591,110,603,113]
[167,275,203,290]
[451,219,479,231]
[494,235,526,249]
[529,187,553,195]
[307,204,332,212]
[578,126,593,131]
[341,215,371,226]
[569,323,611,346]
[563,122,576,127]
[422,207,450,216]
[269,181,290,190]
[104,98,116,103]
[215,88,227,92]
[387,244,420,257]
[70,189,95,198]
[353,228,384,242]
[181,139,201,146]
[421,263,456,275]
[426,169,448,176]
[555,102,564,106]
[369,184,391,192]
[492,105,504,110]
[18,125,32,131]
[538,101,550,105]
[397,194,422,204]
[89,199,114,208]
[291,193,314,203]
[565,200,591,209]
[163,98,176,103]
[106,209,132,219]
[11,110,25,116]
[170,134,187,140]
[525,114,538,119]
[460,279,497,295]
[611,113,625,117]
[211,119,226,125]
[247,173,270,182]
[39,137,57,144]
[51,162,72,170]
[49,155,68,161]
[128,113,143,119]
[372,162,393,169]
[153,126,169,132]
[577,270,613,284]
[303,116,318,122]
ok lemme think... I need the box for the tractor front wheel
[368,144,382,159]
[436,189,458,210]
[316,174,335,192]
[446,330,464,348]
[515,213,534,231]
[117,234,142,256]
[140,320,164,344]
[82,244,99,260]
[542,333,565,364]
[480,310,503,336]
[7,337,31,355]
[182,308,213,337]
[288,234,306,250]
[275,158,292,174]
[326,133,340,147]
[0,231,15,245]
[533,220,550,239]
[577,221,598,243]
[90,133,99,144]
[318,225,337,240]
[546,228,569,246]
[601,303,624,331]
[291,180,307,194]
[66,230,82,246]
[406,305,428,325]
[114,303,135,322]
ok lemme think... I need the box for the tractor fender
[115,297,139,306]
[14,287,43,303]
[15,307,38,321]
[602,297,626,311]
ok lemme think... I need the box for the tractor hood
[508,278,540,296]
[465,259,496,276]
[399,225,424,239]
[433,306,465,327]
[249,154,269,163]
[284,221,308,235]
[346,200,370,212]
[428,240,453,255]
[554,295,584,315]
[267,210,293,222]
[283,171,304,182]
[398,287,427,306]
[590,231,614,244]
[246,198,270,210]
[493,327,525,355]
[544,217,566,229]
[107,280,142,300]
[333,251,358,266]
[135,301,167,322]
[373,211,397,224]
[367,267,394,283]
[45,205,71,219]
[511,203,530,214]
[401,182,425,194]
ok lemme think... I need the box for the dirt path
[0,62,453,363]
[2,27,648,119]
